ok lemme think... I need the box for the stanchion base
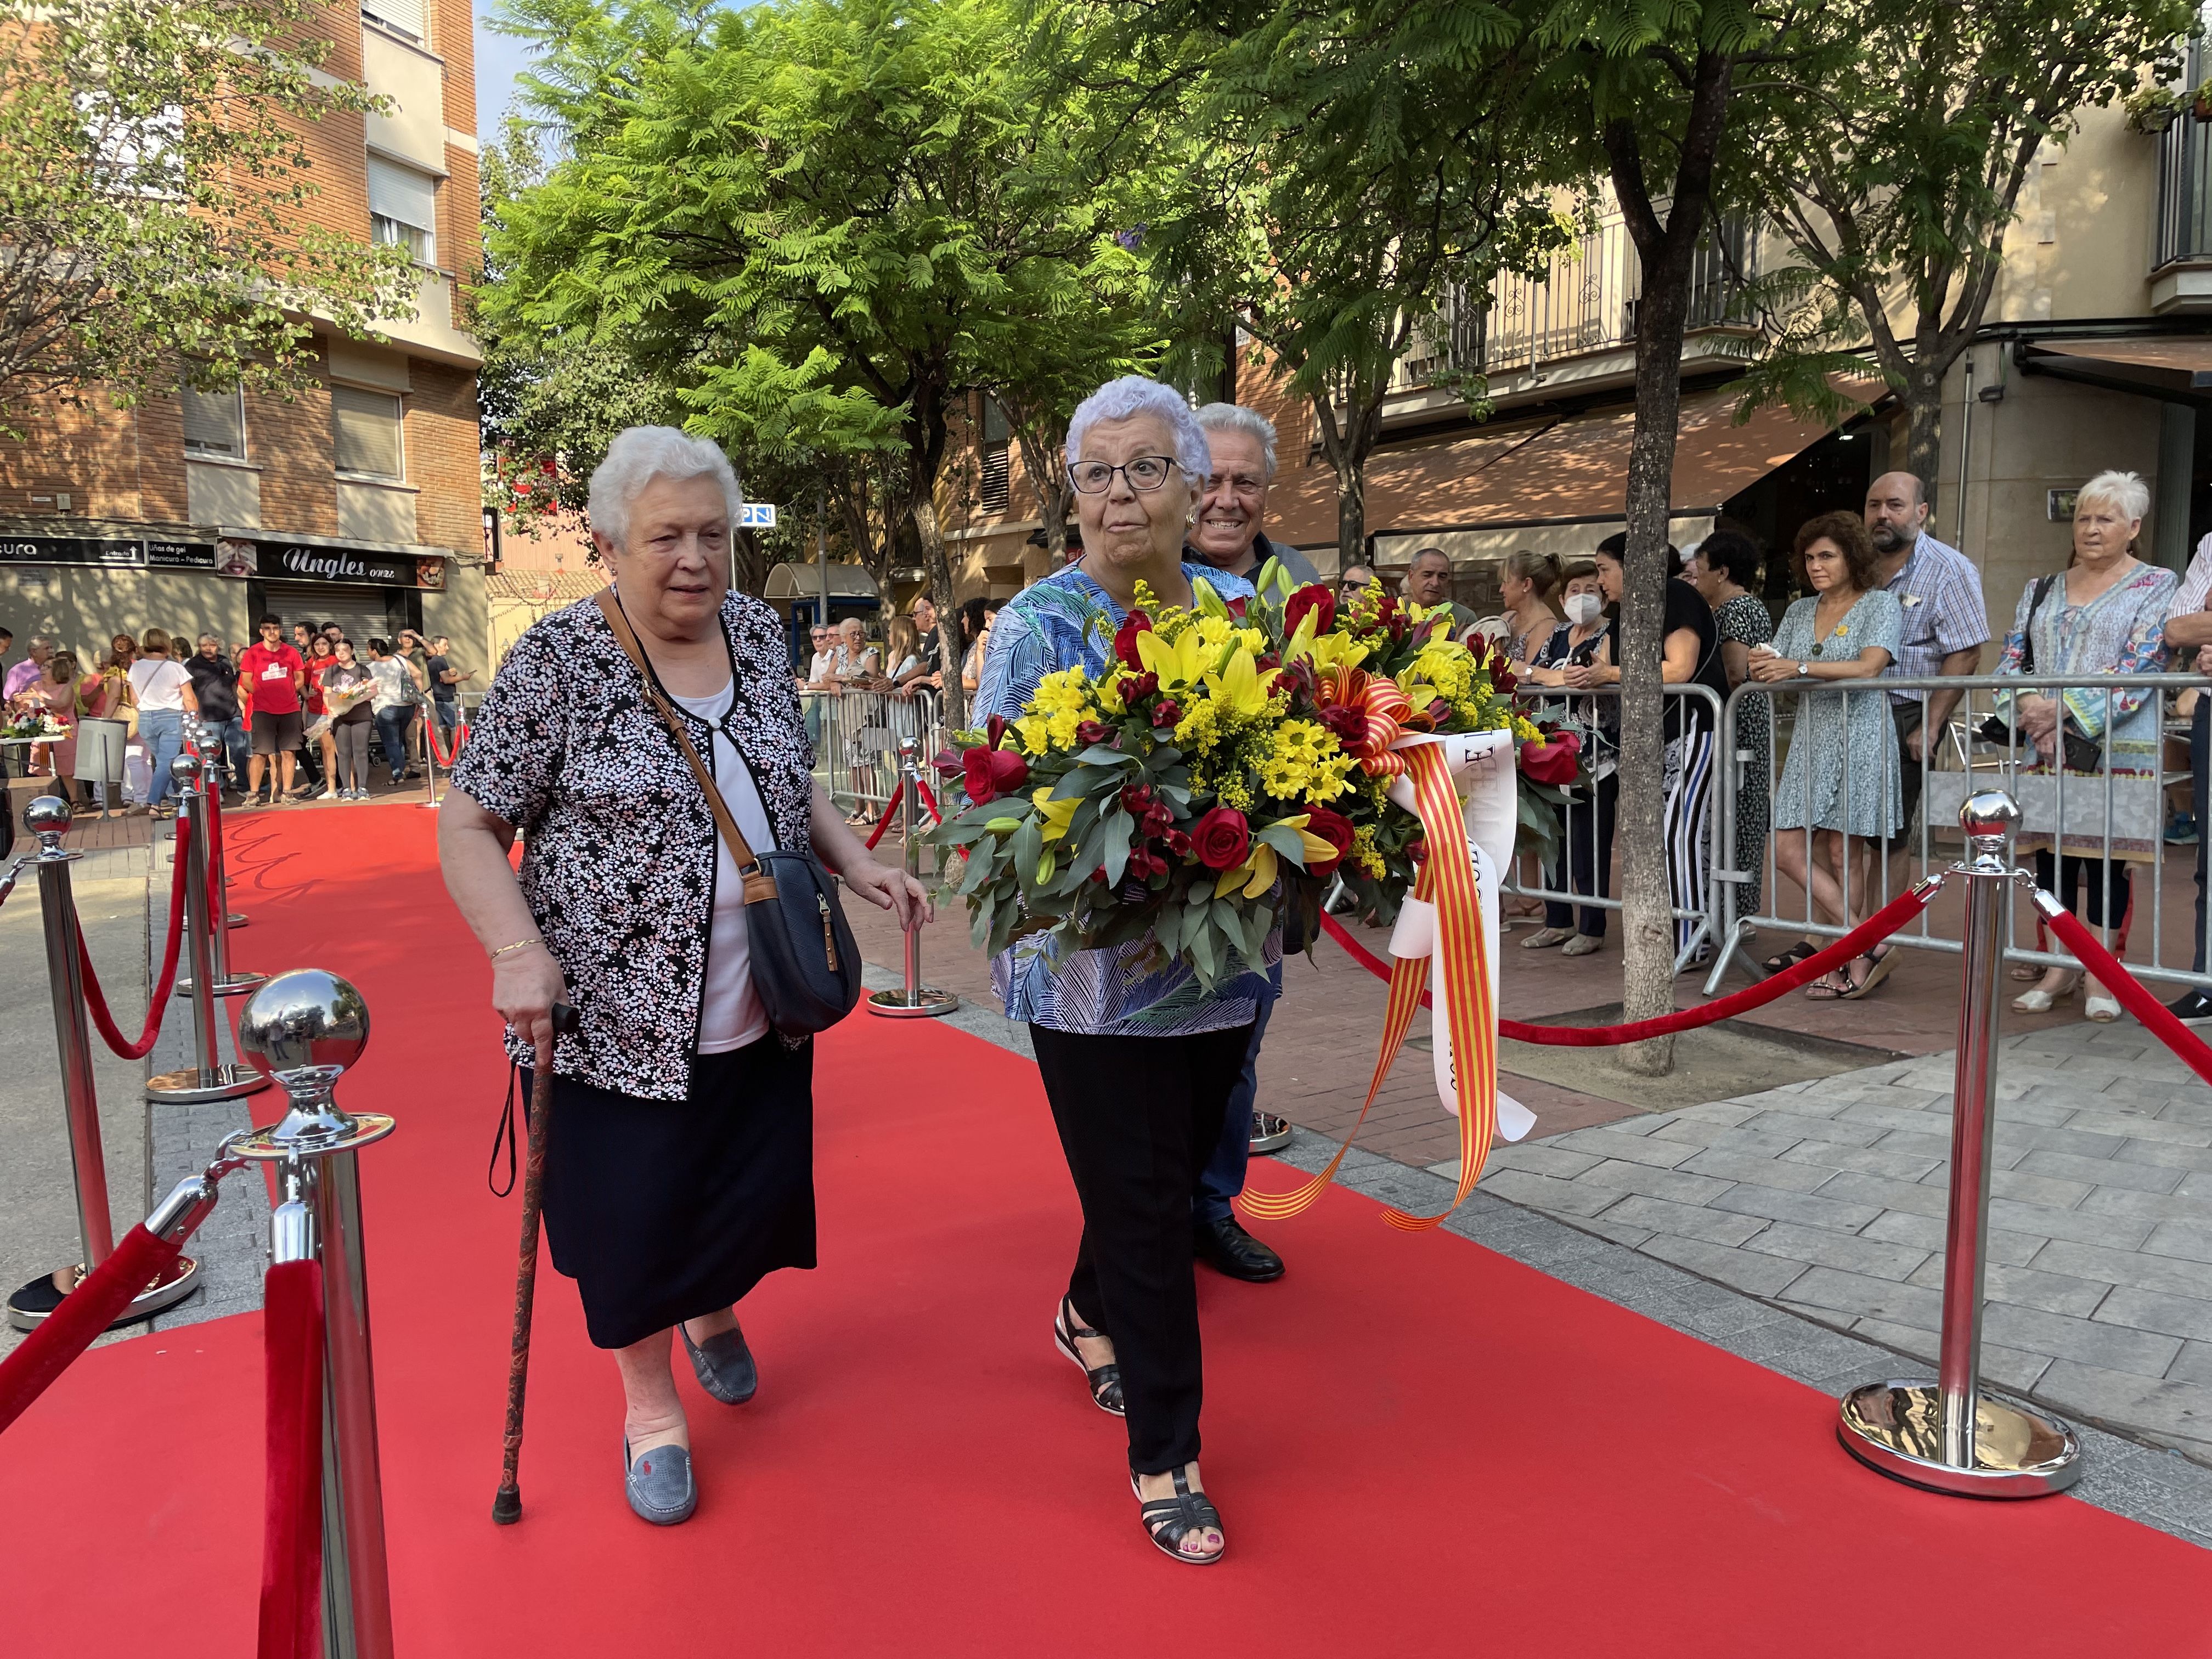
[145,1063,270,1104]
[182,913,250,929]
[4,1254,202,1332]
[176,971,270,998]
[867,987,961,1019]
[1838,1380,2082,1498]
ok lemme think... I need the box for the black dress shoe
[2167,990,2212,1021]
[1194,1215,1284,1283]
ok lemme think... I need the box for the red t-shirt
[238,643,306,716]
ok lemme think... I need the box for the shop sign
[0,535,145,567]
[146,539,217,570]
[218,537,450,588]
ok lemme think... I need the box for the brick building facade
[0,0,488,679]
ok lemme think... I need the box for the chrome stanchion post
[868,736,957,1018]
[190,713,248,932]
[1837,789,2082,1498]
[150,757,270,1101]
[235,970,396,1659]
[418,712,443,811]
[5,795,202,1329]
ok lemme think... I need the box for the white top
[807,650,836,682]
[128,658,191,712]
[673,679,777,1054]
[367,658,409,712]
[885,652,919,681]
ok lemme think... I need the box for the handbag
[595,589,861,1036]
[1978,574,2103,772]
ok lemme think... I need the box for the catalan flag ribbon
[1239,730,1530,1229]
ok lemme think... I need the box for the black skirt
[523,1034,816,1350]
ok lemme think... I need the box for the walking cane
[492,1001,577,1525]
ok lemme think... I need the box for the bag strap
[594,588,779,906]
[2021,573,2055,679]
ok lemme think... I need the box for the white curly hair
[1064,375,1210,483]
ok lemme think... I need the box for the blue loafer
[681,1320,759,1405]
[623,1438,697,1526]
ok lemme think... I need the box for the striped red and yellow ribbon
[1238,741,1498,1229]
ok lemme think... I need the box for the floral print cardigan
[450,586,816,1101]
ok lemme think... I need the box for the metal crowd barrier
[1497,682,1726,973]
[801,686,944,821]
[1707,671,2212,998]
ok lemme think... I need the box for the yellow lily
[1202,646,1280,719]
[1288,624,1370,674]
[1135,623,1209,689]
[1031,786,1079,844]
[1213,840,1279,900]
[1272,812,1342,870]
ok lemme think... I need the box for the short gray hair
[586,426,744,550]
[1065,375,1209,483]
[2075,469,2151,524]
[1193,403,1278,479]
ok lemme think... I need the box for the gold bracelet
[488,936,545,961]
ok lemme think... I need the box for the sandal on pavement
[1132,1467,1224,1566]
[1520,927,1576,950]
[1763,940,1818,977]
[1839,945,1898,1001]
[1053,1296,1124,1417]
[1804,969,1850,1001]
[1561,934,1602,957]
[2086,985,2124,1023]
[2012,976,2080,1014]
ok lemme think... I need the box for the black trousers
[2034,848,2131,929]
[1544,772,1618,937]
[1030,1021,1252,1475]
[2193,696,2209,974]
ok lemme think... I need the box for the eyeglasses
[1069,455,1176,494]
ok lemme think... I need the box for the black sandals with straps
[1132,1467,1224,1565]
[1053,1296,1125,1417]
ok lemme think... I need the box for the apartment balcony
[1381,217,1759,422]
[2153,111,2212,312]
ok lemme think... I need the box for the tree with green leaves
[1729,0,2191,493]
[485,0,1158,722]
[0,0,415,427]
[1075,0,1575,572]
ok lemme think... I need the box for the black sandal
[1762,939,1818,977]
[1053,1297,1124,1416]
[1132,1467,1224,1565]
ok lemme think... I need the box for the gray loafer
[682,1320,759,1404]
[623,1438,697,1526]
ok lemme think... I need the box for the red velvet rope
[916,780,943,822]
[424,719,469,769]
[864,782,904,850]
[1317,880,1942,1047]
[2037,901,2212,1092]
[257,1260,325,1659]
[0,1225,183,1435]
[77,816,192,1059]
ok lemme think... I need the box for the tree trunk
[912,494,967,731]
[1904,368,1944,510]
[1334,459,1365,573]
[731,528,767,598]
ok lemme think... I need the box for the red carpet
[6,808,2212,1656]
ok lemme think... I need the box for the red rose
[1076,720,1113,747]
[1282,584,1336,639]
[1227,596,1249,619]
[1520,730,1583,787]
[1113,611,1153,669]
[961,746,1029,804]
[1299,806,1356,877]
[1192,806,1250,871]
[1317,703,1366,745]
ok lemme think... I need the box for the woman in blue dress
[1749,511,1904,1000]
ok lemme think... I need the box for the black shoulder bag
[596,589,861,1036]
[1977,574,2102,772]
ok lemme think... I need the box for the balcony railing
[1389,216,1759,396]
[2156,109,2212,268]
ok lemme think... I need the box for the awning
[1266,381,1874,554]
[2019,335,2212,399]
[764,561,880,601]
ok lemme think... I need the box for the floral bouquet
[2,702,66,742]
[928,565,1550,985]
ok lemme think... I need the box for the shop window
[368,156,437,267]
[334,383,404,480]
[182,385,245,460]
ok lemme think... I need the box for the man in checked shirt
[2165,534,2212,1018]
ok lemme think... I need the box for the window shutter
[366,156,437,236]
[363,0,425,42]
[332,384,403,479]
[182,386,244,458]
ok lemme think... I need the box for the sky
[472,0,537,133]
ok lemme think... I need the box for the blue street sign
[738,502,778,528]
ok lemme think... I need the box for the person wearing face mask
[1521,561,1616,954]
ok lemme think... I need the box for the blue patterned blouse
[974,561,1276,1037]
[1993,561,2176,772]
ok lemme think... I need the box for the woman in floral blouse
[441,427,929,1528]
[1994,469,2176,1021]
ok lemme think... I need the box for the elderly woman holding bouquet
[973,375,1273,1565]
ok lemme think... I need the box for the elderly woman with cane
[976,375,1271,1565]
[439,426,929,1526]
